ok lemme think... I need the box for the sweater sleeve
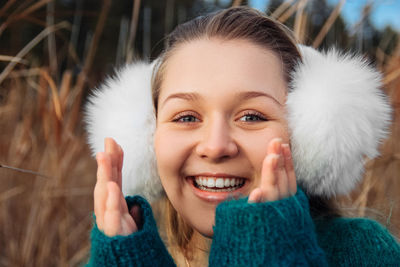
[86,195,176,267]
[315,216,400,266]
[209,187,328,267]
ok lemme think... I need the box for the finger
[96,152,112,183]
[119,187,129,214]
[266,138,284,201]
[105,138,119,184]
[94,182,106,230]
[259,154,280,201]
[94,152,112,229]
[262,185,280,202]
[115,145,126,214]
[276,151,289,198]
[129,205,141,230]
[282,143,297,195]
[260,153,279,189]
[267,137,282,155]
[117,144,124,189]
[248,188,263,203]
[104,182,122,237]
[251,183,280,202]
[105,138,119,183]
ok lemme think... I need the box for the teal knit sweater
[86,188,400,266]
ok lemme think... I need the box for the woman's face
[154,38,289,237]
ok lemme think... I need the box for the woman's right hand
[94,137,140,236]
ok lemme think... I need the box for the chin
[181,203,217,238]
[195,223,214,238]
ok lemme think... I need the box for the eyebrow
[160,90,282,108]
[235,91,283,106]
[161,92,202,108]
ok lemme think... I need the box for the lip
[186,174,249,204]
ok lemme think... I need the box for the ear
[83,61,164,202]
[287,45,393,196]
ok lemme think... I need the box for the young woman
[85,6,400,266]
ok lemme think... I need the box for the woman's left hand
[248,138,297,203]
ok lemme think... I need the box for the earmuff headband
[84,46,392,201]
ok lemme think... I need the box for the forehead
[159,38,287,104]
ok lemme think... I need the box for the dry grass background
[0,0,399,266]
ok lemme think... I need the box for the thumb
[248,188,263,203]
[129,205,143,230]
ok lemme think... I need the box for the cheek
[154,127,216,236]
[241,123,290,180]
[154,128,176,178]
[154,127,193,186]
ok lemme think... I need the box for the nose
[195,116,238,161]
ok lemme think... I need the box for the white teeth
[224,179,231,187]
[216,178,224,188]
[194,176,245,191]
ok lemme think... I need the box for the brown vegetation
[0,0,399,265]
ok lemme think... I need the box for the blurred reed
[337,41,400,238]
[0,65,96,266]
[0,0,399,266]
[0,0,111,265]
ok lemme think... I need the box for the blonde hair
[150,6,308,263]
[152,6,301,115]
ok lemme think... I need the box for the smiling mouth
[191,176,246,192]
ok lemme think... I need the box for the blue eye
[173,113,200,123]
[239,112,267,122]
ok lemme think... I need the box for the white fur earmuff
[84,46,393,200]
[84,62,163,202]
[287,46,392,196]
